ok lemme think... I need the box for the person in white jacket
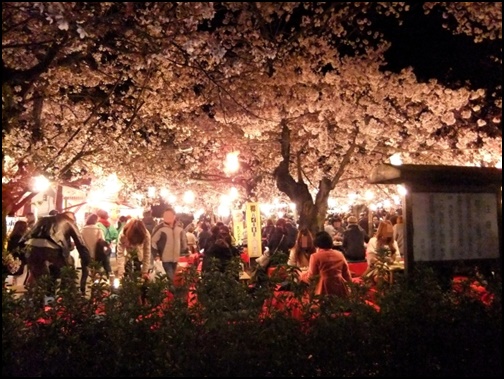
[81,213,111,279]
[116,219,151,280]
[151,207,187,281]
[366,220,401,268]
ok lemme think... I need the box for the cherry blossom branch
[3,40,59,49]
[120,68,153,133]
[330,126,359,188]
[2,33,69,93]
[168,40,277,123]
[58,149,99,180]
[44,75,124,170]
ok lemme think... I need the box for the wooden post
[368,207,373,237]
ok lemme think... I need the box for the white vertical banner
[232,210,244,246]
[246,202,262,258]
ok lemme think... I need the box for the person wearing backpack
[81,213,112,280]
[96,210,119,245]
[96,209,119,262]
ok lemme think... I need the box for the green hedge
[3,260,502,377]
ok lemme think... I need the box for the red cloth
[240,252,250,264]
[261,291,307,321]
[348,261,368,277]
[267,266,288,280]
[98,218,110,228]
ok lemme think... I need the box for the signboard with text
[245,202,262,258]
[369,164,502,274]
[411,193,499,261]
[232,210,244,246]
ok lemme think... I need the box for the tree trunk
[274,123,331,236]
[2,208,7,255]
[22,202,32,216]
[55,184,63,212]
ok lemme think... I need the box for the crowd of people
[4,206,404,301]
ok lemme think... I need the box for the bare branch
[44,75,124,170]
[58,149,99,180]
[296,149,303,182]
[2,33,69,91]
[330,126,360,188]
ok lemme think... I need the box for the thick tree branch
[2,33,68,90]
[32,93,44,142]
[120,66,154,133]
[273,122,299,198]
[296,149,303,183]
[58,149,99,180]
[44,75,124,171]
[330,127,359,188]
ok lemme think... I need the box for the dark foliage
[2,262,502,377]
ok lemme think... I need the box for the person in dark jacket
[197,222,212,253]
[202,225,221,254]
[267,218,290,254]
[202,238,234,274]
[141,209,157,236]
[22,211,91,295]
[358,212,370,238]
[7,220,28,275]
[284,220,298,250]
[342,215,370,262]
[261,219,275,247]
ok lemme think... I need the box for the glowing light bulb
[390,153,402,166]
[33,175,50,192]
[224,151,240,173]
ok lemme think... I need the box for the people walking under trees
[267,218,291,257]
[371,215,380,236]
[142,210,157,236]
[96,210,119,252]
[202,237,234,274]
[116,219,151,280]
[197,222,212,253]
[358,212,370,238]
[5,220,28,284]
[261,219,275,246]
[25,212,36,230]
[81,213,112,280]
[116,215,129,235]
[217,224,240,256]
[150,207,188,282]
[185,224,198,254]
[284,220,298,251]
[203,225,221,254]
[22,212,91,296]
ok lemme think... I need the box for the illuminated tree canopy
[2,2,502,229]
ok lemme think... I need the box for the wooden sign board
[410,192,499,261]
[369,164,502,274]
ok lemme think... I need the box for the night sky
[381,4,501,94]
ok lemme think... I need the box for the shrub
[2,261,502,377]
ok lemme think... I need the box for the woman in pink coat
[301,231,352,298]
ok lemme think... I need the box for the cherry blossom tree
[2,2,502,245]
